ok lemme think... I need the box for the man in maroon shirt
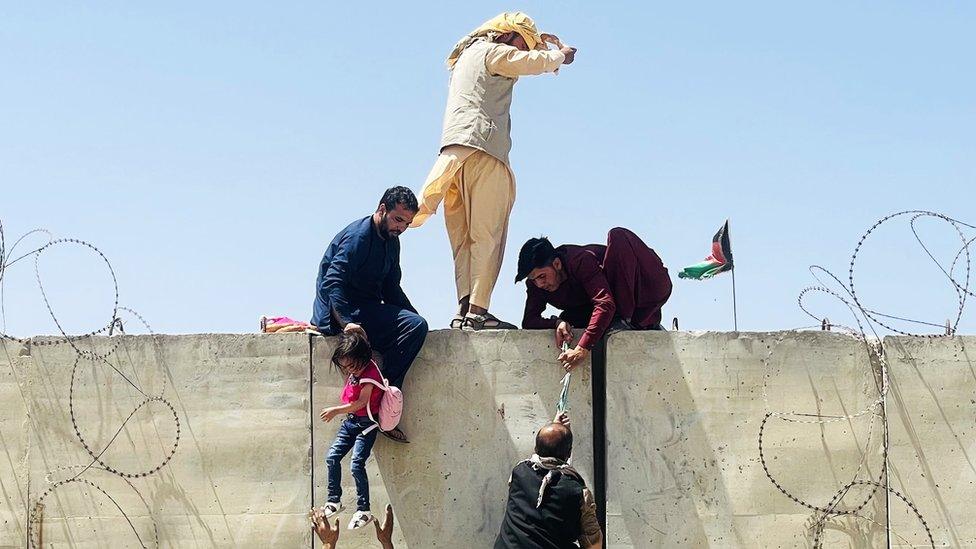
[516,228,672,369]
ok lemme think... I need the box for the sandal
[381,426,410,444]
[462,313,518,331]
[322,502,343,518]
[450,314,465,330]
[348,510,374,530]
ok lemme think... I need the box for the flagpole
[731,264,738,331]
[729,218,738,331]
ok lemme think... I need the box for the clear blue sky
[2,2,974,337]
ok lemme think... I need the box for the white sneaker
[322,502,343,518]
[348,510,374,530]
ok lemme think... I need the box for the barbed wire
[1,218,180,548]
[760,210,975,547]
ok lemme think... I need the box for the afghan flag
[678,220,734,280]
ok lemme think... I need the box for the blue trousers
[344,303,427,388]
[326,415,379,511]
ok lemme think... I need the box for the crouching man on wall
[517,228,672,372]
[311,186,429,444]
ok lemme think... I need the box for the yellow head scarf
[446,12,543,70]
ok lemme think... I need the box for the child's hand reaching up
[320,407,340,422]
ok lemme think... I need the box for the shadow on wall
[607,331,732,546]
[886,336,976,547]
[606,331,888,548]
[23,334,312,548]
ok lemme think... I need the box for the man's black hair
[331,332,372,372]
[379,186,419,213]
[515,236,558,282]
[535,423,573,461]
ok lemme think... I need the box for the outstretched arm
[320,385,374,422]
[573,255,616,351]
[486,44,566,78]
[558,255,616,371]
[373,504,395,549]
[309,507,339,549]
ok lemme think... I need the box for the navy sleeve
[382,243,416,313]
[321,230,367,326]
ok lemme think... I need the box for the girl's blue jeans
[325,415,378,511]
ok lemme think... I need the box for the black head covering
[515,237,557,282]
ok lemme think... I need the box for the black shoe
[462,313,518,331]
[381,426,409,444]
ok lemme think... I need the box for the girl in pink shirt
[319,332,384,530]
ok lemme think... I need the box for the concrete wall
[2,331,590,549]
[0,339,30,548]
[1,331,972,548]
[311,330,592,548]
[887,336,976,547]
[606,331,888,548]
[22,334,311,548]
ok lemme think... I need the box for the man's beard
[379,213,399,239]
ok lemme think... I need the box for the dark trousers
[336,302,428,388]
[602,227,672,328]
[326,415,379,511]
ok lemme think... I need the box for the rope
[557,342,572,414]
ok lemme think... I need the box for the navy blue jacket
[311,216,415,332]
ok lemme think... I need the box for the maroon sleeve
[573,254,617,350]
[522,284,560,329]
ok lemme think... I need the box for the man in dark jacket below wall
[494,413,603,549]
[311,186,428,443]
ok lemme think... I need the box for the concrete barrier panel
[312,329,594,548]
[26,334,311,548]
[606,331,887,548]
[0,339,30,548]
[886,335,976,547]
[10,329,974,547]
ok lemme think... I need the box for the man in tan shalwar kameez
[411,12,577,330]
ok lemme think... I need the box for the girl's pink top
[340,361,385,417]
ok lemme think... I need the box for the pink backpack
[359,376,403,434]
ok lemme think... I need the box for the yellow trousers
[413,146,515,310]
